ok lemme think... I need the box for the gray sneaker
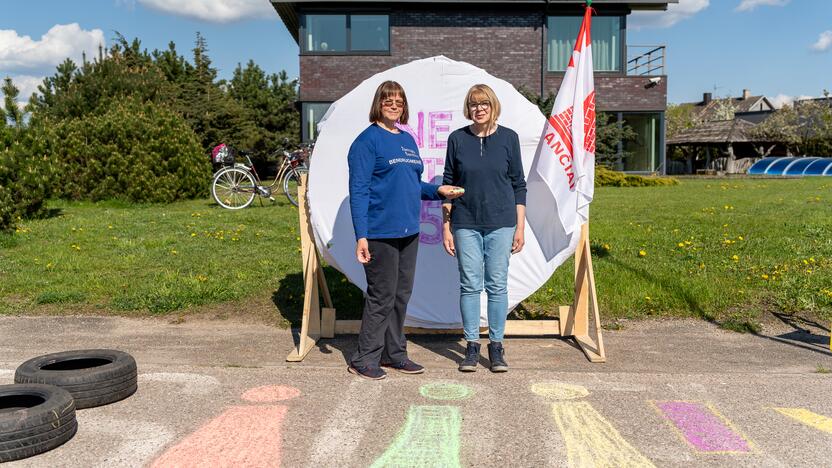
[458,341,481,372]
[487,342,508,372]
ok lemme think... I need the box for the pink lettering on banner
[399,111,425,148]
[429,112,452,149]
[419,157,444,245]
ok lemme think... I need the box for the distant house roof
[667,119,758,145]
[678,92,776,122]
[271,0,678,42]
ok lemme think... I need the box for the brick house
[271,0,676,173]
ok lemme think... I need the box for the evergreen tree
[2,78,24,129]
[173,33,255,150]
[229,61,299,153]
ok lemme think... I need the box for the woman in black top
[442,84,527,373]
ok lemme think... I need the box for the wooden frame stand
[286,175,605,363]
[285,173,336,362]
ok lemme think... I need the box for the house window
[302,102,332,142]
[622,113,661,172]
[351,15,390,51]
[301,14,389,54]
[547,16,622,72]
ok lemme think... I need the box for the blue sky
[3,0,830,108]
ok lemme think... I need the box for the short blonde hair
[463,84,501,129]
[369,80,409,125]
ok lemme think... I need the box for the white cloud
[0,24,104,73]
[735,0,789,13]
[769,94,815,109]
[629,0,710,30]
[137,0,275,23]
[811,30,832,52]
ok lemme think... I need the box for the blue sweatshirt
[348,124,441,240]
[442,125,527,229]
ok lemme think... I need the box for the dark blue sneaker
[381,359,425,374]
[487,342,508,372]
[458,341,481,372]
[348,365,387,380]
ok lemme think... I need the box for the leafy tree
[749,99,832,156]
[665,103,700,139]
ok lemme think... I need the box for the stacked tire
[15,350,138,409]
[0,384,77,463]
[1,349,137,462]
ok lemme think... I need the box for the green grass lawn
[1,178,830,330]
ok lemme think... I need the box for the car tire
[0,384,78,462]
[15,349,137,409]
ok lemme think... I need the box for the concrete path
[1,316,830,467]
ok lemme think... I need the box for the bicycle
[210,143,310,210]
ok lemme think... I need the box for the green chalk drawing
[419,383,473,401]
[371,406,462,468]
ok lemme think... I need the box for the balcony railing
[627,45,666,76]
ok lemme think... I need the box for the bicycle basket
[211,144,235,166]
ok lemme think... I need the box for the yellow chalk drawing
[531,382,590,401]
[532,382,654,468]
[371,405,462,468]
[773,408,832,434]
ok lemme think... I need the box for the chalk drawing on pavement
[772,407,832,434]
[419,382,473,401]
[531,382,590,401]
[242,385,301,402]
[653,401,753,454]
[307,380,384,467]
[532,382,655,468]
[150,385,301,468]
[371,405,462,468]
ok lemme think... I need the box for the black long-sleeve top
[442,125,527,229]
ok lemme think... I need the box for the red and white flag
[527,5,595,260]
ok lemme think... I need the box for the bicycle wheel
[283,167,308,207]
[212,167,257,209]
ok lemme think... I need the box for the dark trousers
[350,234,419,368]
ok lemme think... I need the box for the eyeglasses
[382,99,405,108]
[468,101,491,110]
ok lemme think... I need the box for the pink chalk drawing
[151,385,301,467]
[654,401,752,453]
[241,385,301,403]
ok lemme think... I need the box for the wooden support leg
[563,223,606,363]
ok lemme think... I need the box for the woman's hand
[438,185,465,200]
[442,228,455,257]
[512,228,525,254]
[356,238,371,264]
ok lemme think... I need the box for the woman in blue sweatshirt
[442,84,527,373]
[347,80,462,380]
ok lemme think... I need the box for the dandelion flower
[732,255,739,261]
[638,250,647,257]
[761,274,769,280]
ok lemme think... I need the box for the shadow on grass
[31,207,64,220]
[272,266,364,329]
[606,257,832,357]
[756,312,832,357]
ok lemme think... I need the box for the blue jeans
[453,226,515,342]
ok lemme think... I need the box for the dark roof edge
[271,1,677,42]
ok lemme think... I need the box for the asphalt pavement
[1,315,830,467]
